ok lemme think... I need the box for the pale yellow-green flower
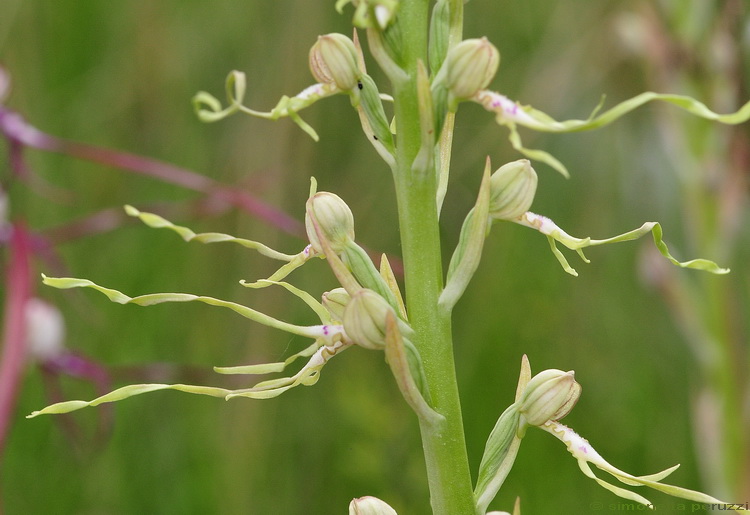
[542,420,750,513]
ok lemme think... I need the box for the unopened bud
[489,159,537,220]
[444,37,499,99]
[322,288,350,320]
[305,191,355,254]
[309,34,360,91]
[343,289,398,350]
[519,369,580,427]
[349,496,398,515]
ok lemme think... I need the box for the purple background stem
[0,224,32,459]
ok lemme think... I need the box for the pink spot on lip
[578,445,589,454]
[322,326,330,336]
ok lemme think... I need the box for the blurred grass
[2,1,748,514]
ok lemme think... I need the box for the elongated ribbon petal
[125,205,299,261]
[27,383,234,418]
[41,275,338,341]
[193,70,340,140]
[226,340,350,400]
[514,213,729,277]
[543,421,750,514]
[475,90,750,176]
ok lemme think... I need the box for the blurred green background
[2,1,748,513]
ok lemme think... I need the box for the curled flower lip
[509,212,729,277]
[542,420,750,513]
[470,89,750,177]
[25,274,357,417]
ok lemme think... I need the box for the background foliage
[2,1,748,513]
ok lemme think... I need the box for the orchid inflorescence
[27,1,750,513]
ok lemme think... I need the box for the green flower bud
[322,287,350,321]
[444,37,500,100]
[309,33,360,91]
[348,496,398,515]
[343,289,398,350]
[519,369,581,427]
[305,191,355,254]
[489,159,537,220]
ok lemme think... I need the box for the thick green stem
[390,1,475,513]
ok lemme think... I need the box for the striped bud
[309,33,360,91]
[305,191,355,254]
[444,37,500,99]
[343,289,396,350]
[519,369,581,427]
[489,159,537,220]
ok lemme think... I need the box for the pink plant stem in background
[0,106,404,275]
[0,224,32,458]
[0,108,303,238]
